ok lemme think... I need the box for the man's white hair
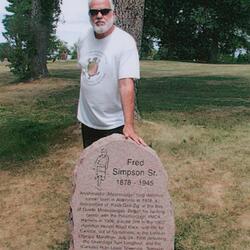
[88,0,115,10]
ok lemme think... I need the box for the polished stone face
[70,134,175,250]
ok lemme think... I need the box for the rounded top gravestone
[70,134,175,250]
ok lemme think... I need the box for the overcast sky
[0,0,91,46]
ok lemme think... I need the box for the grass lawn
[0,60,250,249]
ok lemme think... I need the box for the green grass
[0,73,79,168]
[0,119,58,162]
[48,240,70,250]
[139,76,250,111]
[2,61,249,167]
[137,75,250,129]
[174,211,243,250]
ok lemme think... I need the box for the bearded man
[77,0,145,147]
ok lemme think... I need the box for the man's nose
[96,11,103,18]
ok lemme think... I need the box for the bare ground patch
[0,78,77,105]
[238,212,250,230]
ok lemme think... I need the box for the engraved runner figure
[94,148,109,189]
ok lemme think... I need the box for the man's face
[89,0,114,34]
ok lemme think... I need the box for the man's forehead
[89,0,111,9]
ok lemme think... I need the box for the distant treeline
[141,0,250,63]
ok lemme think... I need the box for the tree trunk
[113,0,145,120]
[30,0,49,79]
[113,0,145,54]
[209,41,218,63]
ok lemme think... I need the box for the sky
[0,0,91,47]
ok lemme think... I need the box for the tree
[113,0,145,54]
[142,0,250,62]
[3,0,62,80]
[48,38,70,61]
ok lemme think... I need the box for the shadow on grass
[0,85,79,169]
[138,75,250,127]
[0,119,59,163]
[49,68,80,80]
[138,75,250,112]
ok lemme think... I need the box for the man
[77,0,145,147]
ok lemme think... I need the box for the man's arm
[119,78,146,145]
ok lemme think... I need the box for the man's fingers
[132,136,141,145]
[138,137,147,146]
[125,134,146,146]
[136,136,146,146]
[123,127,146,146]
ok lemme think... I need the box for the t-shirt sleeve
[118,43,140,80]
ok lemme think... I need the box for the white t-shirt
[77,26,140,130]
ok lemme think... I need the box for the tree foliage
[48,37,70,61]
[70,43,78,60]
[3,0,62,80]
[142,0,250,62]
[0,43,10,61]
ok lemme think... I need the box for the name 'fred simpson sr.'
[112,158,158,177]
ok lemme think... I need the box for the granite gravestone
[70,134,175,250]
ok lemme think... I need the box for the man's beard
[91,16,114,34]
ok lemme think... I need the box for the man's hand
[123,124,146,146]
[119,78,146,146]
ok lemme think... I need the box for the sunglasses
[89,9,112,16]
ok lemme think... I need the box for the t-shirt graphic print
[82,51,107,85]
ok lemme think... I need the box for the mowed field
[0,60,250,249]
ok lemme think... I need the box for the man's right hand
[123,124,146,146]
